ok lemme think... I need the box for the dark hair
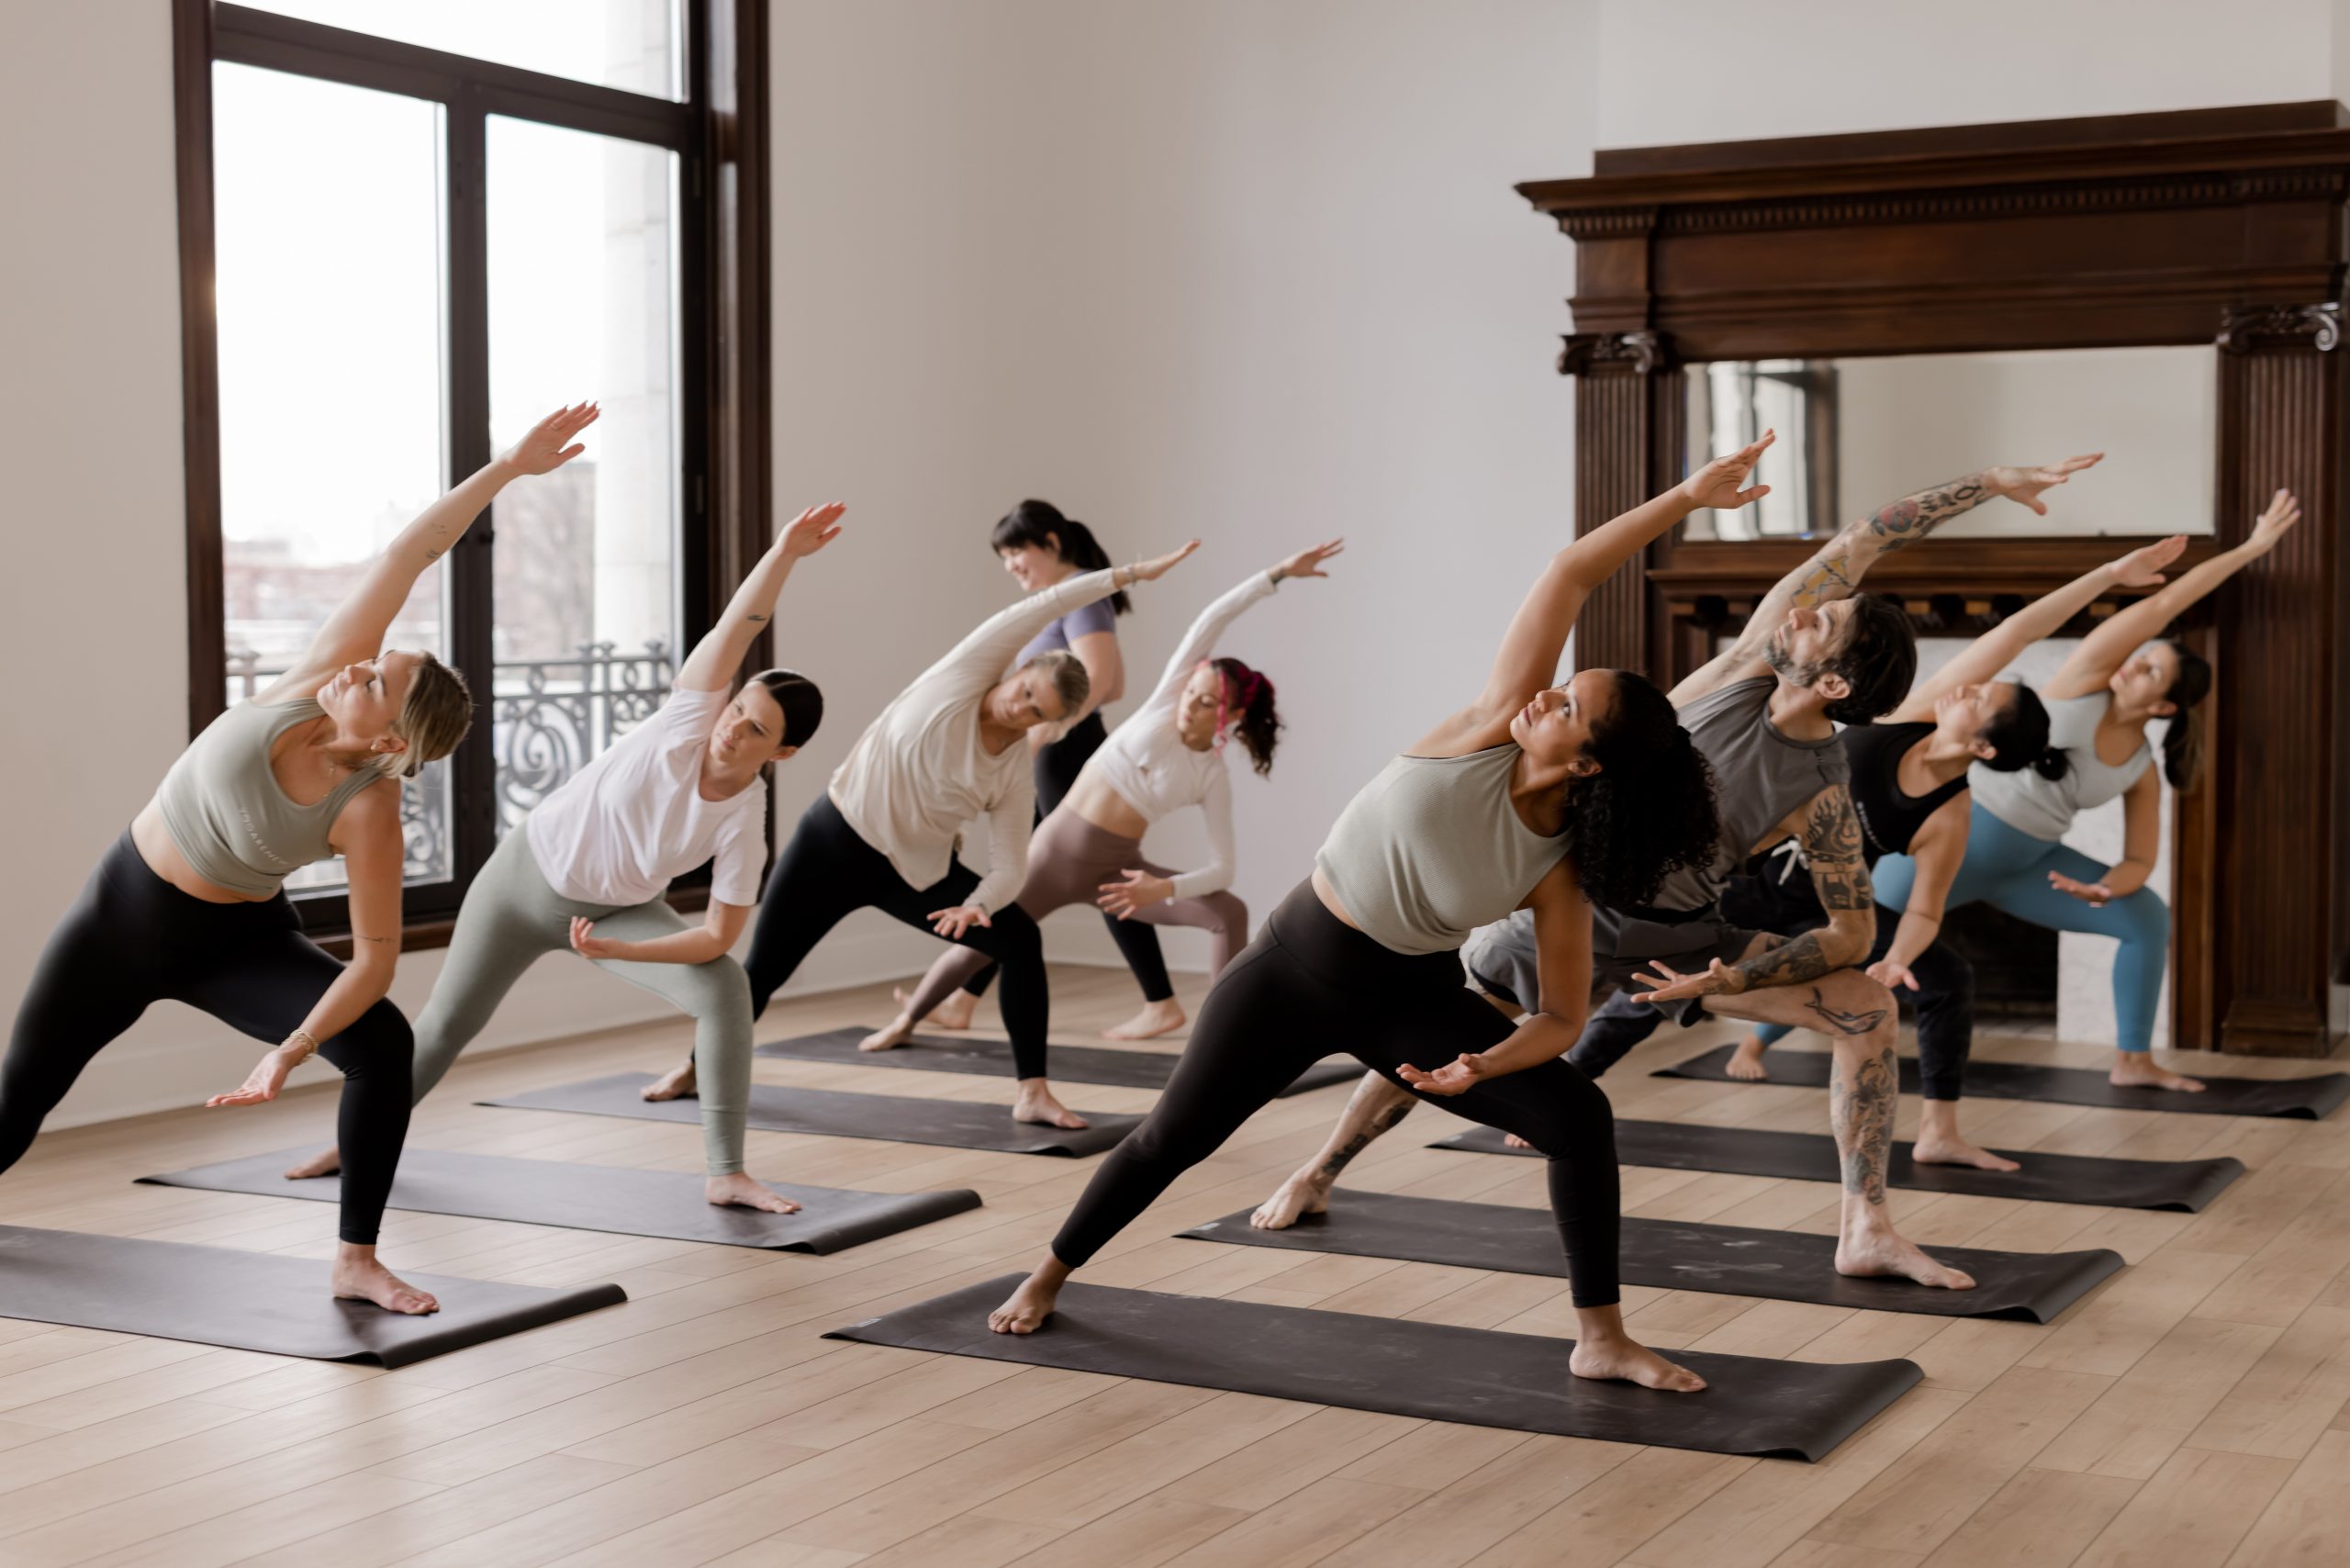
[2157,637,2211,791]
[1209,656,1281,776]
[1565,672,1721,910]
[1974,679,2053,775]
[745,668,823,750]
[990,498,1129,615]
[1819,593,1918,725]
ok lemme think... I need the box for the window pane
[244,1,681,100]
[213,63,453,893]
[487,117,681,836]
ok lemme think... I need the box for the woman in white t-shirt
[284,503,848,1214]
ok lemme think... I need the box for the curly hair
[1562,671,1721,910]
[1209,656,1281,776]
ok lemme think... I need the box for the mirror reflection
[1684,346,2217,541]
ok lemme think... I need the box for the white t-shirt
[526,684,769,909]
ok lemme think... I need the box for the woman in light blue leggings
[1873,487,2300,1092]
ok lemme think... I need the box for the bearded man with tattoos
[1253,450,2100,1294]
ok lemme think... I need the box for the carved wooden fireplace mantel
[1519,102,2350,1056]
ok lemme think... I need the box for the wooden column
[2212,303,2346,1055]
[1562,330,1673,676]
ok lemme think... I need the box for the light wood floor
[1,964,2345,1568]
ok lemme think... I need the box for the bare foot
[1250,1171,1331,1230]
[2110,1054,2206,1092]
[1504,1133,1535,1151]
[284,1145,341,1180]
[706,1173,801,1215]
[641,1060,697,1101]
[1726,1036,1771,1081]
[1836,1228,1975,1290]
[904,984,978,1032]
[1102,999,1187,1041]
[1912,1136,2020,1172]
[859,1014,916,1052]
[1568,1334,1707,1392]
[988,1271,1062,1334]
[1013,1082,1089,1131]
[331,1257,440,1315]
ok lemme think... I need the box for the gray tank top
[155,699,383,896]
[1645,676,1849,914]
[1315,744,1569,955]
[1968,690,2150,842]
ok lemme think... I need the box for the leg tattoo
[1805,987,1889,1035]
[1830,1044,1897,1206]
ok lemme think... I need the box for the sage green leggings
[414,825,753,1174]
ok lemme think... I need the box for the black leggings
[1052,881,1623,1306]
[957,712,1175,1005]
[744,795,1053,1078]
[6,833,414,1244]
[1567,889,1976,1101]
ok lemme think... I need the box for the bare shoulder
[330,776,405,847]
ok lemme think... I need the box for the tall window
[178,1,768,936]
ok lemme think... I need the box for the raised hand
[569,916,627,960]
[2106,534,2188,589]
[929,904,992,940]
[1866,957,1919,991]
[777,501,847,559]
[1097,868,1172,919]
[2246,488,2301,555]
[1398,1053,1491,1096]
[1272,538,1345,582]
[499,402,601,476]
[2048,870,2114,908]
[1987,453,2102,516]
[1681,430,1775,511]
[1129,540,1201,583]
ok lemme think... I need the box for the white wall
[767,0,1600,981]
[1596,0,2337,149]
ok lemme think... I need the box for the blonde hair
[1020,649,1091,719]
[386,652,474,779]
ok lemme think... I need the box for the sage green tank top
[155,699,383,897]
[1315,743,1569,956]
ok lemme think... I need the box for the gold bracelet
[280,1029,319,1063]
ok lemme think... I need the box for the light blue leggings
[1757,800,2166,1054]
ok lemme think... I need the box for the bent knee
[691,959,755,1025]
[2120,890,2169,943]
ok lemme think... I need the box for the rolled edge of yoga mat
[824,1273,1924,1462]
[139,1147,985,1255]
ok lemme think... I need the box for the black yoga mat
[1656,1043,2350,1121]
[1434,1119,2244,1212]
[0,1224,622,1367]
[827,1273,1921,1462]
[481,1072,1140,1157]
[758,1026,1360,1096]
[140,1148,982,1254]
[1179,1191,2121,1322]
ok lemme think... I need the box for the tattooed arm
[1668,454,2103,708]
[677,502,847,692]
[1633,785,1875,1003]
[273,406,600,696]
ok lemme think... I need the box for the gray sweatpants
[413,826,754,1174]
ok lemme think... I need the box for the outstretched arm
[1889,536,2187,722]
[267,405,599,699]
[1139,539,1344,716]
[918,543,1199,709]
[1673,454,2102,708]
[2049,489,2300,700]
[1399,857,1595,1092]
[677,503,846,692]
[1634,784,1875,1006]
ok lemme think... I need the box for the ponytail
[1210,656,1281,776]
[2157,638,2211,792]
[991,499,1130,615]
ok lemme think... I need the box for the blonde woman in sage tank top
[8,403,600,1316]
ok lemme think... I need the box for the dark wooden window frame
[172,0,771,953]
[1520,101,2350,1057]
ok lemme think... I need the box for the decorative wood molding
[1528,103,2350,1057]
[2218,301,2343,353]
[1559,330,1667,375]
